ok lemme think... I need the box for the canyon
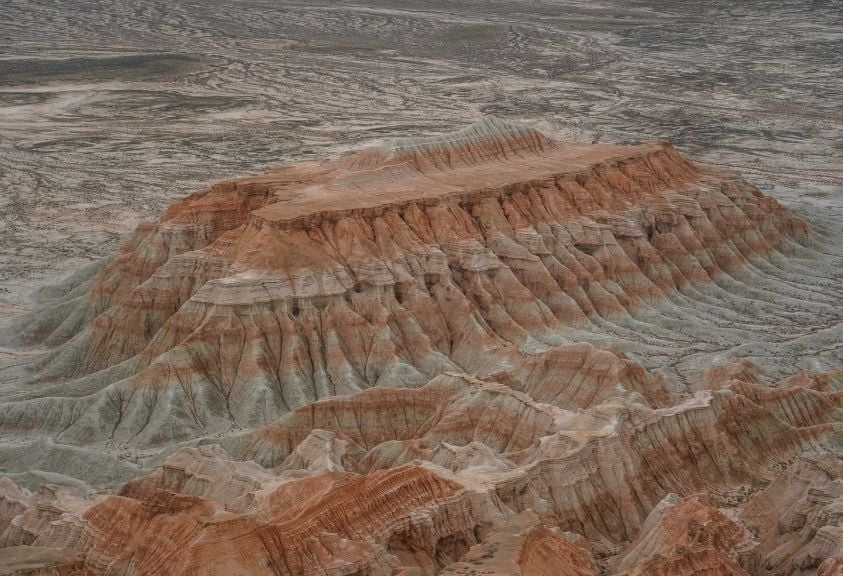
[0,117,840,574]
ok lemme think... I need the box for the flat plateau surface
[251,141,658,224]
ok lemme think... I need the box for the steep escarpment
[0,118,840,575]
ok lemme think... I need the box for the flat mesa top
[247,117,668,224]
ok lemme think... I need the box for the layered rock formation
[0,118,840,574]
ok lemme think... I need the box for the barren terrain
[0,1,841,575]
[1,0,840,306]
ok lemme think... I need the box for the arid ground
[0,2,841,574]
[1,0,840,308]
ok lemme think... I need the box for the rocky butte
[0,117,840,575]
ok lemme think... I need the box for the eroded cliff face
[0,118,840,574]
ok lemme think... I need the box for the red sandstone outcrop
[0,118,839,575]
[0,369,838,574]
[51,465,506,576]
[1,117,812,449]
[438,510,598,576]
[610,494,757,575]
[742,454,843,574]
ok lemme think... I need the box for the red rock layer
[1,119,810,450]
[611,494,757,575]
[74,465,504,576]
[0,119,837,576]
[0,366,839,575]
[438,510,598,576]
[741,454,843,574]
